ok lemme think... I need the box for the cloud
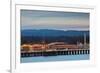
[21,10,89,30]
[21,16,89,28]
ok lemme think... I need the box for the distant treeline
[21,35,89,45]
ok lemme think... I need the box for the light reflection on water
[21,54,89,63]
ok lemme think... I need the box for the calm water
[21,54,89,63]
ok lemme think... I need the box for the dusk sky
[21,10,89,31]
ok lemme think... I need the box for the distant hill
[21,29,89,37]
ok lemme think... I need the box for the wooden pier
[21,49,89,57]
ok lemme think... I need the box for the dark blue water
[21,54,89,63]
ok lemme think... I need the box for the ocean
[21,54,89,63]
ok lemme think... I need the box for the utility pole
[84,33,87,48]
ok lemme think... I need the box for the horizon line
[21,28,89,31]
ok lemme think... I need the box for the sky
[21,10,89,31]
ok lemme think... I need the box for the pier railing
[21,49,89,57]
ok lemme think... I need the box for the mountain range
[21,29,89,37]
